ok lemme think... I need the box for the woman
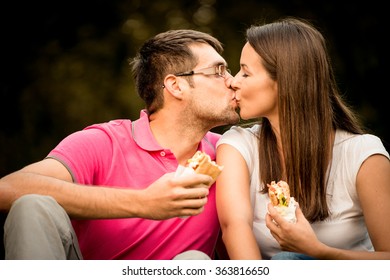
[216,17,390,259]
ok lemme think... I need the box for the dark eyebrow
[212,61,227,67]
[240,64,250,72]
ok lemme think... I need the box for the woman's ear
[163,74,185,100]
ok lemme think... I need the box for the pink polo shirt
[48,110,221,260]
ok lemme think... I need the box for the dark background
[1,0,388,259]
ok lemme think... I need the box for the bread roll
[187,151,223,182]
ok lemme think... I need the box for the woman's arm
[216,144,262,259]
[355,154,390,257]
[266,154,390,259]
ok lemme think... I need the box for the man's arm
[0,158,212,220]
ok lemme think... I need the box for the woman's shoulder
[334,130,389,159]
[222,124,260,138]
[217,124,260,147]
[218,124,260,145]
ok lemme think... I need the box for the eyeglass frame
[174,64,231,78]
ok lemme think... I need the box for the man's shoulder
[84,119,132,132]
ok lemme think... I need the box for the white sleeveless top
[217,125,389,259]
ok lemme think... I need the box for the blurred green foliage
[1,0,388,176]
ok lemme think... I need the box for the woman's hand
[265,203,323,257]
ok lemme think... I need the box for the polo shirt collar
[131,109,210,153]
[131,110,163,151]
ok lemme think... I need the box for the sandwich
[267,180,297,223]
[174,151,223,219]
[175,151,224,185]
[187,151,224,183]
[268,180,291,207]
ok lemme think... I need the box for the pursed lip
[233,92,240,107]
[229,90,238,109]
[231,96,239,109]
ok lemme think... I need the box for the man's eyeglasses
[174,64,231,78]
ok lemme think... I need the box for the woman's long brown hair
[247,17,364,222]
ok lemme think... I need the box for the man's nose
[225,74,239,90]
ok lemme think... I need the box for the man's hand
[135,172,213,219]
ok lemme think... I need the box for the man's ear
[163,74,186,100]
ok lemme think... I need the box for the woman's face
[232,42,278,121]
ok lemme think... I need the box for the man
[0,29,239,259]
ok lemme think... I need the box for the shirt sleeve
[346,133,390,187]
[47,127,113,184]
[217,125,259,175]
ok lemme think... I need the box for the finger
[179,196,208,209]
[175,173,213,188]
[180,187,209,200]
[180,206,206,217]
[191,196,208,208]
[268,228,281,243]
[267,220,282,245]
[265,212,279,231]
[178,197,208,217]
[197,188,209,199]
[267,203,287,227]
[294,203,304,220]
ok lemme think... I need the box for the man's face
[180,43,239,129]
